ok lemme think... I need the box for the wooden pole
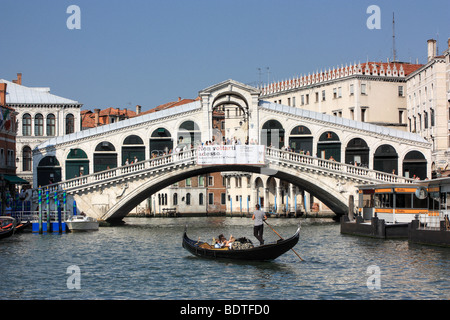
[264,220,303,261]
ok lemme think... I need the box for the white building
[0,74,82,185]
[406,39,450,177]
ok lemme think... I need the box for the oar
[264,220,304,261]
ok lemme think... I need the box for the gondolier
[252,204,267,245]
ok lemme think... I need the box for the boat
[182,225,300,261]
[15,221,31,233]
[66,215,99,231]
[0,216,16,239]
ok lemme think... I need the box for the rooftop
[0,79,80,105]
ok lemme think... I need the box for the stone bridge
[31,79,431,222]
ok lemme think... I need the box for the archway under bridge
[71,162,354,223]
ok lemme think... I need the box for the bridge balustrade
[33,146,413,198]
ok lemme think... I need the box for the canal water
[1,217,449,300]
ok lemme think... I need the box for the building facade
[0,74,82,185]
[406,39,450,177]
[260,61,422,131]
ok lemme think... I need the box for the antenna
[392,12,397,62]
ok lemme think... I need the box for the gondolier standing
[252,204,267,245]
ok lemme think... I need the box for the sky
[1,0,449,112]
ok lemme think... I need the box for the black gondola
[0,217,16,240]
[182,225,300,261]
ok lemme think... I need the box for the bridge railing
[36,146,414,197]
[265,147,414,184]
[41,148,198,194]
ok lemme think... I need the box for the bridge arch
[101,162,349,222]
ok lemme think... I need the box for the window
[424,111,428,129]
[186,177,191,187]
[287,98,291,106]
[173,193,178,206]
[361,108,367,122]
[208,193,213,205]
[35,114,43,136]
[47,114,56,136]
[361,84,367,95]
[338,87,342,98]
[208,176,214,186]
[398,86,404,97]
[322,90,325,101]
[301,95,305,105]
[292,97,296,107]
[186,193,191,205]
[198,175,204,187]
[66,114,75,134]
[305,94,309,104]
[22,113,31,136]
[199,193,204,205]
[333,88,337,99]
[221,193,226,205]
[315,92,319,102]
[399,110,404,124]
[350,84,354,95]
[22,146,32,171]
[430,109,435,127]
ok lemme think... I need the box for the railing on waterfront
[35,146,414,197]
[11,210,71,223]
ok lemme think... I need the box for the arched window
[199,193,204,205]
[186,193,191,205]
[35,113,44,136]
[22,146,32,171]
[173,193,178,206]
[22,113,31,136]
[47,114,56,136]
[66,113,75,134]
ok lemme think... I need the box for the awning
[2,174,30,185]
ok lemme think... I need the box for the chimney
[0,83,6,106]
[12,73,22,85]
[178,97,181,102]
[448,38,450,50]
[94,109,100,126]
[427,39,437,61]
[136,105,141,115]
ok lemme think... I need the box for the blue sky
[1,0,449,111]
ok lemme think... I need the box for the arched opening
[66,148,89,179]
[122,135,145,165]
[37,156,61,186]
[150,128,173,157]
[212,92,249,145]
[262,120,285,148]
[66,113,75,134]
[403,151,427,179]
[289,125,312,154]
[317,131,341,162]
[94,142,117,172]
[177,121,201,148]
[22,146,32,172]
[34,113,43,136]
[345,138,369,167]
[373,144,398,174]
[46,113,56,136]
[254,177,265,208]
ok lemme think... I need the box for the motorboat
[66,215,99,231]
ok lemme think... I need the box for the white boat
[66,215,99,231]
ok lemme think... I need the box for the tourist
[252,204,267,245]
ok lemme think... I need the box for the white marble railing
[37,146,413,196]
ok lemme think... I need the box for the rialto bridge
[32,79,431,222]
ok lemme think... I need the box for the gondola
[182,225,300,261]
[0,217,16,240]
